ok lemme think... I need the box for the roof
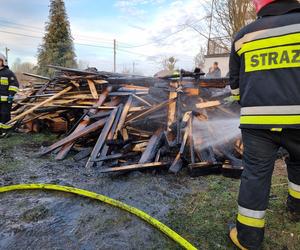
[204,53,230,58]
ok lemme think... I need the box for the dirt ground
[0,133,299,250]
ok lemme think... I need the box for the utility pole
[113,39,116,73]
[207,0,214,55]
[132,61,135,74]
[5,47,9,64]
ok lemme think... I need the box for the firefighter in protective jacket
[0,53,19,134]
[229,0,300,249]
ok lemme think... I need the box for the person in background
[206,61,221,78]
[0,53,19,137]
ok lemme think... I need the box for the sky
[0,0,211,76]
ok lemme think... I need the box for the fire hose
[0,183,197,250]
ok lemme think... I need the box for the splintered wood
[10,65,243,178]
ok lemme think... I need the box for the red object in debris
[252,0,276,13]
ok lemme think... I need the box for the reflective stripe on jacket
[0,66,19,102]
[230,7,300,129]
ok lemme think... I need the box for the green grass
[0,133,57,173]
[0,132,57,149]
[166,175,300,250]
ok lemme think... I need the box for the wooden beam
[114,95,133,139]
[196,100,221,109]
[167,91,177,131]
[40,118,107,155]
[96,104,123,167]
[139,128,164,164]
[126,98,176,125]
[132,94,152,107]
[8,86,73,124]
[92,152,138,162]
[55,87,111,160]
[189,116,196,164]
[99,162,169,174]
[87,79,99,99]
[169,116,191,174]
[85,107,119,168]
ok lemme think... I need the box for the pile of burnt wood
[10,66,243,177]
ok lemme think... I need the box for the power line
[0,30,114,50]
[0,19,121,45]
[0,17,209,49]
[119,17,208,49]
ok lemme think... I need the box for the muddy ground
[0,133,299,250]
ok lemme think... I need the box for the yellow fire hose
[0,183,197,250]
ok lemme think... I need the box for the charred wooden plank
[85,107,119,168]
[40,118,107,155]
[8,86,73,125]
[73,147,93,161]
[132,94,152,107]
[92,152,138,162]
[114,95,132,139]
[55,87,111,160]
[96,104,123,167]
[126,98,176,124]
[188,162,222,177]
[169,115,191,174]
[22,72,51,81]
[139,128,164,164]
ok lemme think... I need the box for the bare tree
[207,0,256,52]
[194,46,206,68]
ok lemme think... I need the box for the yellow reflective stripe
[244,44,300,72]
[289,181,300,199]
[235,24,300,52]
[0,96,8,102]
[238,33,300,56]
[0,77,9,85]
[271,128,283,132]
[289,188,300,199]
[240,115,300,125]
[0,123,12,129]
[232,95,240,101]
[8,86,19,92]
[237,214,265,228]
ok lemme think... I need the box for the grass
[0,133,57,173]
[165,175,300,250]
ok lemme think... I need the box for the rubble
[10,66,243,177]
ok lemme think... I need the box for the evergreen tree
[37,0,77,76]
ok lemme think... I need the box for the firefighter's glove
[224,96,240,104]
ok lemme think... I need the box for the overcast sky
[0,0,210,76]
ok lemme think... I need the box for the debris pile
[10,66,243,177]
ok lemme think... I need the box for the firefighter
[0,53,19,136]
[229,0,300,249]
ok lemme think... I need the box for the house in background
[202,38,230,77]
[202,53,229,77]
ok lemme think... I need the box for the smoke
[193,117,241,151]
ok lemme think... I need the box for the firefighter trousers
[237,128,300,249]
[0,102,12,128]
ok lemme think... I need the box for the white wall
[203,56,229,77]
